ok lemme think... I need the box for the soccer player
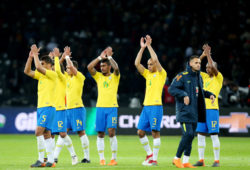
[87,46,120,166]
[169,55,215,168]
[134,35,167,166]
[50,48,78,165]
[59,46,90,163]
[24,45,56,167]
[194,44,223,167]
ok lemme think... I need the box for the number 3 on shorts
[153,118,157,125]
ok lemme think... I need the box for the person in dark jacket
[169,55,215,168]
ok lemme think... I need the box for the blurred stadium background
[0,0,250,169]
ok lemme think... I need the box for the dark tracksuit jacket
[168,65,215,123]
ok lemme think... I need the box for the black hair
[72,60,78,69]
[40,55,53,65]
[189,55,199,62]
[100,59,111,66]
[60,63,65,73]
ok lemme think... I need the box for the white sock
[110,136,118,160]
[54,136,64,159]
[198,134,206,160]
[174,156,180,159]
[139,136,152,156]
[37,135,45,163]
[211,135,220,161]
[183,155,189,164]
[153,138,161,161]
[64,135,76,157]
[80,135,89,160]
[44,138,54,163]
[97,137,105,160]
[51,137,55,150]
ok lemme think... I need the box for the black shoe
[54,158,58,163]
[212,161,220,167]
[193,160,205,166]
[30,160,46,167]
[44,157,48,162]
[45,162,56,167]
[81,158,91,163]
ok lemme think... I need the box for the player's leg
[137,106,153,165]
[31,125,46,167]
[149,105,163,166]
[72,107,90,163]
[194,122,208,167]
[96,107,106,165]
[106,107,118,166]
[31,108,48,167]
[207,109,220,167]
[181,123,197,168]
[43,129,56,167]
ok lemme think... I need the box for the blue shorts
[52,110,67,133]
[37,107,56,131]
[95,107,118,132]
[67,107,86,132]
[137,106,163,132]
[196,109,219,134]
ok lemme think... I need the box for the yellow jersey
[142,68,167,106]
[33,69,57,108]
[92,72,120,107]
[201,71,223,109]
[65,71,85,109]
[54,57,66,110]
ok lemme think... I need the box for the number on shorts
[211,121,217,128]
[112,117,117,124]
[153,118,157,125]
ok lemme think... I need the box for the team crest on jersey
[109,76,112,80]
[103,81,109,88]
[153,74,156,77]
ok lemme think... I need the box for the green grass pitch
[0,135,250,169]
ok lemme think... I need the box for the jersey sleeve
[141,69,149,79]
[76,71,86,81]
[159,68,167,79]
[113,73,120,82]
[200,71,208,79]
[33,70,41,80]
[215,72,223,86]
[92,71,101,81]
[45,70,57,79]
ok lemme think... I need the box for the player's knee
[60,132,67,138]
[77,130,86,137]
[108,128,115,137]
[98,132,105,138]
[152,130,160,138]
[137,130,145,138]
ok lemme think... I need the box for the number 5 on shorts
[112,117,117,124]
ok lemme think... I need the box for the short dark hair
[60,63,65,73]
[72,60,78,69]
[189,55,199,62]
[40,55,53,65]
[100,59,111,66]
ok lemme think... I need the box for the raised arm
[134,37,146,74]
[31,45,46,75]
[106,47,119,75]
[24,51,35,78]
[145,35,163,72]
[205,45,218,76]
[53,48,65,79]
[87,49,106,76]
[64,46,77,76]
